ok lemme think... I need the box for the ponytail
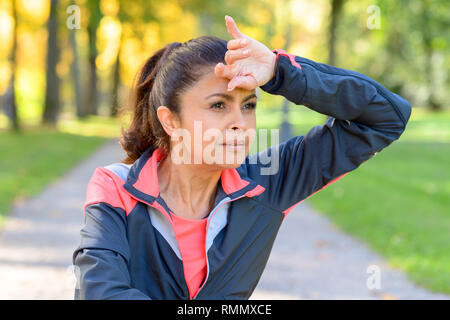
[119,42,182,164]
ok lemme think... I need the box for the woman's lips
[220,142,245,150]
[221,142,245,145]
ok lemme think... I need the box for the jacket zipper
[146,195,231,300]
[192,194,249,300]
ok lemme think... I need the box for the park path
[0,139,448,299]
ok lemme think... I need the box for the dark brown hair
[119,35,228,164]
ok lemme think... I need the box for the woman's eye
[210,102,225,110]
[243,102,257,110]
[210,102,256,110]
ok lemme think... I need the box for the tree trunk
[279,0,293,142]
[3,81,19,131]
[111,42,121,117]
[86,24,98,115]
[85,0,102,116]
[4,0,20,131]
[70,27,84,118]
[42,0,61,125]
[328,0,344,66]
[422,0,442,111]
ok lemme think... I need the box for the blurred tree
[328,0,344,66]
[179,0,254,39]
[277,0,294,142]
[110,35,121,117]
[381,0,449,110]
[69,1,84,118]
[85,0,103,115]
[337,0,449,111]
[42,0,61,125]
[110,0,158,117]
[421,0,443,111]
[3,0,19,131]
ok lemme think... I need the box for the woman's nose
[228,107,247,131]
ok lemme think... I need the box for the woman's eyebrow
[205,93,257,102]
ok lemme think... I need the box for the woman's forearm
[249,49,412,214]
[260,50,411,138]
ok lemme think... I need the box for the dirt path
[0,139,122,299]
[0,139,447,299]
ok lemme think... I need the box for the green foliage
[336,0,449,109]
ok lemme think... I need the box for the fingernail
[241,39,247,45]
[243,49,249,55]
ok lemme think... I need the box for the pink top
[170,212,208,299]
[156,159,208,299]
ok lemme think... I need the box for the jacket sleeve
[72,168,151,300]
[248,49,412,216]
[74,248,151,300]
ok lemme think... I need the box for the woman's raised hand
[215,15,277,91]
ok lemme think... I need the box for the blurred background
[0,0,449,299]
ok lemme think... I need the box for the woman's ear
[156,106,180,136]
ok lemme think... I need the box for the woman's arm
[73,168,151,300]
[217,16,411,216]
[247,49,411,215]
[74,248,151,300]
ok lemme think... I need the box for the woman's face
[162,68,258,169]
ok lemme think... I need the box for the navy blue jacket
[72,49,412,300]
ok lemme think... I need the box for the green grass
[0,116,117,226]
[307,141,450,293]
[256,104,450,294]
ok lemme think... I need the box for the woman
[73,15,411,300]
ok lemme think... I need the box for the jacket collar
[123,147,266,206]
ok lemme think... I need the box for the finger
[225,15,244,39]
[215,63,235,80]
[224,48,251,65]
[227,38,248,50]
[228,75,256,91]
